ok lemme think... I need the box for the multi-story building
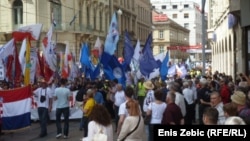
[208,0,250,78]
[152,10,189,63]
[150,0,210,64]
[151,0,202,46]
[0,0,152,59]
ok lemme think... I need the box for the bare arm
[117,114,126,135]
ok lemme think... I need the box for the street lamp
[201,0,206,75]
[117,9,123,15]
[116,9,122,57]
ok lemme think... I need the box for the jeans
[38,107,48,136]
[114,105,119,130]
[56,107,70,136]
[82,116,89,137]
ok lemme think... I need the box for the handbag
[92,124,107,141]
[120,116,141,141]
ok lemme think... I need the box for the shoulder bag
[92,123,107,141]
[121,116,141,141]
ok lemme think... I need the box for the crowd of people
[0,69,250,140]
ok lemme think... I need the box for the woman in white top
[117,100,144,141]
[146,89,167,141]
[82,104,113,141]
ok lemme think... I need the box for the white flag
[13,24,43,41]
[42,25,57,71]
[0,39,15,62]
[19,38,27,75]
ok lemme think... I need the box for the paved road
[0,120,116,141]
[0,120,146,141]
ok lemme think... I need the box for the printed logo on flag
[113,67,122,79]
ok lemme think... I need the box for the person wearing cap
[33,78,53,138]
[142,80,155,113]
[142,80,155,141]
[231,91,250,124]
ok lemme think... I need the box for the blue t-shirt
[55,87,71,108]
[94,91,104,104]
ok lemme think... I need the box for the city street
[0,120,117,141]
[0,120,147,141]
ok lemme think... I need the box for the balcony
[229,0,240,15]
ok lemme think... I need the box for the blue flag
[100,52,126,88]
[80,43,91,69]
[160,51,169,81]
[123,30,134,72]
[88,63,100,81]
[139,33,160,77]
[104,13,119,55]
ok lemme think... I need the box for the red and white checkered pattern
[31,96,37,109]
[69,94,75,108]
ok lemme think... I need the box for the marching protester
[202,107,219,125]
[117,86,136,135]
[82,104,113,141]
[33,78,53,138]
[146,89,167,141]
[54,78,72,139]
[82,88,96,137]
[113,83,126,132]
[162,91,184,125]
[117,100,144,141]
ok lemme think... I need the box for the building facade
[150,0,202,46]
[152,10,189,63]
[207,0,245,78]
[150,0,210,64]
[0,0,152,59]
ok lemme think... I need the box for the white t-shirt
[118,101,129,117]
[114,90,126,107]
[33,87,53,108]
[175,92,186,117]
[148,102,167,124]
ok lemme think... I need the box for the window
[51,0,62,29]
[172,5,177,9]
[159,30,164,39]
[184,4,189,8]
[87,6,90,27]
[99,11,102,31]
[94,8,96,30]
[172,14,177,19]
[162,5,166,9]
[13,0,23,25]
[184,13,189,18]
[184,23,189,28]
[159,46,164,53]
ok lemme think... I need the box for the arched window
[13,0,23,25]
[50,0,62,29]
